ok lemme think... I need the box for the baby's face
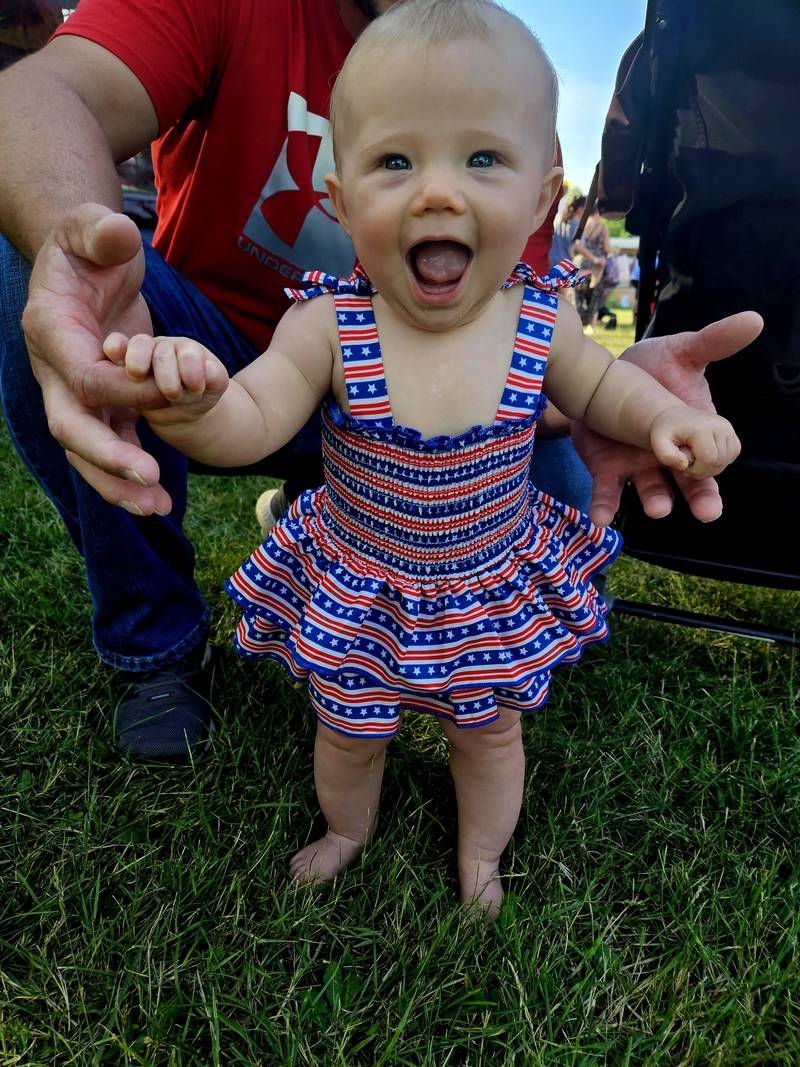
[326,27,561,331]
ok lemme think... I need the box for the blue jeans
[0,236,590,671]
[530,433,592,513]
[0,237,322,670]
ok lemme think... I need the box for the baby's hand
[649,406,741,478]
[103,332,229,418]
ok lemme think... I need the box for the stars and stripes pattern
[503,258,583,291]
[335,295,393,425]
[284,265,372,303]
[497,286,556,421]
[226,260,617,738]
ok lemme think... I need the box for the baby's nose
[411,169,466,214]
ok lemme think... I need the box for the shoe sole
[255,486,288,536]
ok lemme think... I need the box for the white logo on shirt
[240,92,356,278]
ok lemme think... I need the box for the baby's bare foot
[289,830,365,884]
[459,856,504,922]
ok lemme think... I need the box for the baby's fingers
[125,332,160,382]
[102,332,129,366]
[201,354,229,399]
[650,426,691,473]
[102,331,154,380]
[174,339,211,396]
[685,422,740,478]
[685,436,720,477]
[151,337,184,400]
[719,421,741,468]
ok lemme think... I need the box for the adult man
[0,0,762,760]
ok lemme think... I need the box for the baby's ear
[324,172,351,235]
[530,165,564,234]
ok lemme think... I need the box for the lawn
[2,316,799,1064]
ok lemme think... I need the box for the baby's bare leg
[439,709,524,920]
[289,718,391,884]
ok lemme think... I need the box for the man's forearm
[0,61,123,260]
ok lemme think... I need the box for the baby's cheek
[354,217,397,277]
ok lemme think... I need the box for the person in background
[573,206,615,332]
[549,194,586,269]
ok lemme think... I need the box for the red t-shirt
[56,0,555,349]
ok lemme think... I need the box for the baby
[104,0,739,918]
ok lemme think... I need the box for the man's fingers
[59,204,143,267]
[58,409,161,486]
[108,407,144,448]
[671,471,723,522]
[67,450,173,515]
[39,374,162,486]
[26,310,163,409]
[588,471,626,526]
[677,311,764,370]
[629,466,675,520]
[591,464,710,524]
[89,212,144,268]
[81,358,168,410]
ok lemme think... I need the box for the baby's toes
[288,844,320,885]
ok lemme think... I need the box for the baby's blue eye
[383,154,411,170]
[468,151,496,168]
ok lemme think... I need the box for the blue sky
[504,1,648,194]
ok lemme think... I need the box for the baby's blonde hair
[329,0,559,168]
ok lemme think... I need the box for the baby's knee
[444,709,522,752]
[317,721,391,761]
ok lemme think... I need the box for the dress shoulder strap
[495,261,583,422]
[496,284,558,422]
[284,265,393,426]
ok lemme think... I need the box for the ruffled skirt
[224,486,621,736]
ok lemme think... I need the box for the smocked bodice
[321,405,539,579]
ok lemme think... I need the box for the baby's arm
[544,299,740,478]
[103,297,335,467]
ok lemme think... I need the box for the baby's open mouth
[408,240,472,289]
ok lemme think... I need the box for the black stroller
[595,0,800,647]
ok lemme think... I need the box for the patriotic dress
[225,261,621,737]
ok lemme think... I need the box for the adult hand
[574,310,763,525]
[21,202,173,515]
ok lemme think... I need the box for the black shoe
[114,642,216,761]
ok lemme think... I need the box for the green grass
[2,331,800,1063]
